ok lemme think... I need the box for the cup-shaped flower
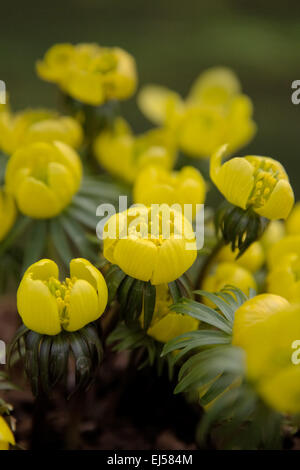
[267,252,300,302]
[94,118,176,183]
[286,201,300,235]
[260,220,285,252]
[232,293,289,350]
[267,235,300,270]
[144,284,198,343]
[133,165,206,220]
[138,68,256,159]
[238,301,300,414]
[0,416,15,450]
[37,43,137,106]
[17,258,108,335]
[0,187,16,241]
[5,141,82,218]
[0,106,83,155]
[216,241,265,273]
[201,262,256,307]
[210,145,294,220]
[103,206,197,285]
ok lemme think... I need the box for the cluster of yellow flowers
[2,42,300,448]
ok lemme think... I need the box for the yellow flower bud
[201,262,256,307]
[138,68,255,159]
[241,302,300,414]
[94,118,176,184]
[0,416,15,450]
[0,107,83,155]
[137,85,184,127]
[37,43,137,106]
[267,235,300,270]
[5,141,82,218]
[133,165,206,220]
[0,187,17,241]
[17,258,108,335]
[146,284,198,343]
[267,252,300,302]
[286,201,300,235]
[232,293,289,349]
[216,241,265,272]
[187,67,241,107]
[103,206,197,285]
[260,220,285,252]
[210,145,294,220]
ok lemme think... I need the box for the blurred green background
[1,0,300,196]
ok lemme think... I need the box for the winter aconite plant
[1,43,299,451]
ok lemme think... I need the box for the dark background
[1,0,300,196]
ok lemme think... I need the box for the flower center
[46,276,77,328]
[247,158,280,208]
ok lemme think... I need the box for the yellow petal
[232,293,289,349]
[70,258,108,315]
[23,258,59,281]
[255,179,294,220]
[210,146,255,209]
[17,276,61,335]
[15,177,61,218]
[148,312,198,343]
[0,189,17,241]
[113,237,158,282]
[267,235,300,269]
[0,416,15,447]
[137,85,183,125]
[65,279,100,331]
[152,237,197,285]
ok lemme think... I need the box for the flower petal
[255,179,294,220]
[65,279,100,331]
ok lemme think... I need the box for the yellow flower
[267,235,300,270]
[94,118,176,184]
[137,85,184,128]
[17,258,108,335]
[0,416,15,450]
[133,165,206,220]
[187,67,241,107]
[210,145,294,220]
[241,302,300,414]
[260,220,285,252]
[37,43,137,106]
[267,254,300,302]
[232,293,289,349]
[5,141,82,219]
[286,201,300,235]
[216,241,265,273]
[138,68,256,159]
[145,284,198,343]
[0,107,83,155]
[103,206,197,285]
[0,188,16,241]
[201,262,256,307]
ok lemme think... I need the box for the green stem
[195,239,225,295]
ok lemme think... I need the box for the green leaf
[38,336,53,396]
[124,280,144,327]
[105,265,126,304]
[143,282,156,330]
[118,276,135,314]
[49,334,69,387]
[170,298,232,334]
[0,216,32,256]
[22,220,48,272]
[49,218,73,266]
[168,281,182,303]
[24,331,43,396]
[59,214,96,260]
[7,324,29,368]
[194,290,235,323]
[200,372,237,406]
